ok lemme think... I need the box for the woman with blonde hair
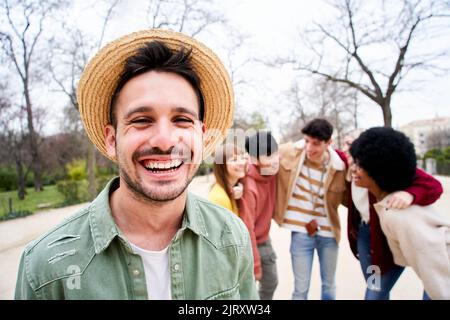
[208,142,248,215]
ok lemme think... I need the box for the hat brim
[77,29,234,161]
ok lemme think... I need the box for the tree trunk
[352,93,358,130]
[334,110,342,148]
[23,82,43,191]
[353,111,358,130]
[15,160,26,200]
[86,137,97,199]
[381,98,392,127]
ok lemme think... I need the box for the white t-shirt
[351,180,370,223]
[130,243,172,300]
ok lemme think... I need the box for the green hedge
[56,175,115,206]
[0,210,33,221]
[0,168,16,191]
[424,147,450,176]
[436,160,450,176]
[56,179,90,206]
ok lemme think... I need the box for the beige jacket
[375,197,450,300]
[274,140,347,242]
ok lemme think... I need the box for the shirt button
[173,264,180,272]
[133,269,140,276]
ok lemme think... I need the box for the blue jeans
[357,221,404,300]
[290,231,338,300]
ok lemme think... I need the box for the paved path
[1,175,449,300]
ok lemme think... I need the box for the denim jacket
[15,178,258,300]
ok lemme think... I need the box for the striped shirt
[283,158,334,238]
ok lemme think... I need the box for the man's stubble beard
[120,164,198,204]
[117,150,200,204]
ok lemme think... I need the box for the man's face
[255,152,279,176]
[105,71,205,202]
[304,135,331,163]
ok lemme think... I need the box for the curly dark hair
[349,127,417,193]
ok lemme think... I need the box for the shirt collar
[182,192,209,238]
[89,178,120,254]
[373,194,391,213]
[89,177,207,254]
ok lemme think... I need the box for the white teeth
[145,159,182,170]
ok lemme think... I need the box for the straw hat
[77,29,234,160]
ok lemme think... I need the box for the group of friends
[208,119,449,300]
[14,29,450,300]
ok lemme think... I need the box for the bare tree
[50,0,240,197]
[0,88,31,199]
[222,29,252,89]
[145,0,226,37]
[233,111,267,132]
[0,0,67,191]
[279,77,355,146]
[345,89,359,130]
[144,0,256,136]
[279,0,450,127]
[49,0,121,199]
[220,27,256,129]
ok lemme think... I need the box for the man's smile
[141,158,184,174]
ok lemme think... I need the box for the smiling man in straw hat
[15,29,258,300]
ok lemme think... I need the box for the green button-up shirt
[15,178,258,300]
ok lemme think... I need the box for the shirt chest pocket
[206,283,240,300]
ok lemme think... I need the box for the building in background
[399,117,450,156]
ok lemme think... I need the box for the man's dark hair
[245,131,278,158]
[110,41,204,127]
[301,118,333,141]
[350,127,417,193]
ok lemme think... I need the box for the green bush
[97,165,118,177]
[0,168,17,191]
[196,162,213,176]
[56,179,90,205]
[424,147,450,176]
[0,210,33,221]
[42,170,66,186]
[96,175,115,194]
[66,159,87,181]
[437,160,450,176]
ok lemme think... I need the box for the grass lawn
[0,185,63,218]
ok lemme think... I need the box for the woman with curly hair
[343,129,443,300]
[350,127,450,300]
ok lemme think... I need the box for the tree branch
[345,0,384,99]
[307,68,379,104]
[97,0,120,49]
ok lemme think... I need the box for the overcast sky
[220,0,450,133]
[23,0,450,137]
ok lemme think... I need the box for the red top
[347,168,443,274]
[238,164,277,280]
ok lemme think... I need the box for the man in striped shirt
[273,118,347,300]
